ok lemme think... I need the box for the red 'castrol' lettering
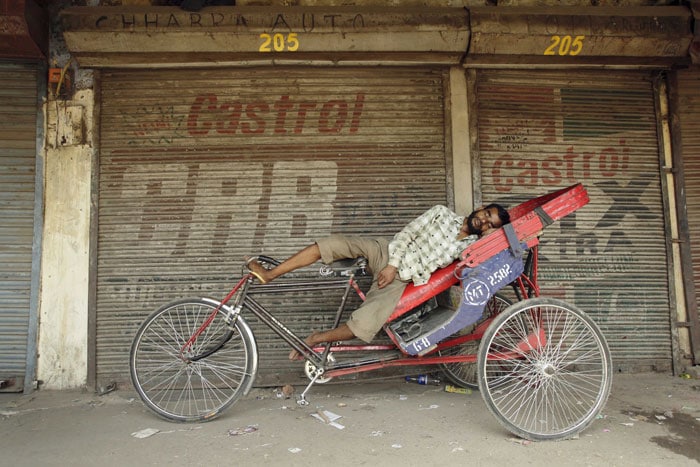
[187,93,365,136]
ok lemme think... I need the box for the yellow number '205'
[259,33,300,52]
[544,35,585,56]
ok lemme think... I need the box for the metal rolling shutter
[475,69,671,371]
[678,69,700,361]
[0,63,38,387]
[97,67,449,386]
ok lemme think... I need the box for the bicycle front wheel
[130,298,258,422]
[477,297,612,441]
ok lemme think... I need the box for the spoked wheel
[477,297,612,441]
[130,298,258,422]
[439,294,512,389]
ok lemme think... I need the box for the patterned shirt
[387,205,478,286]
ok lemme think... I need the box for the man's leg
[247,244,321,283]
[288,278,406,361]
[246,242,351,359]
[288,323,355,360]
[345,278,407,342]
[248,235,392,360]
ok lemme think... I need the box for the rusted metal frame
[313,343,397,352]
[444,68,454,210]
[654,72,690,373]
[23,62,47,394]
[667,70,700,366]
[247,278,361,294]
[324,353,477,379]
[87,70,102,392]
[466,69,483,208]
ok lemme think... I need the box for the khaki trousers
[317,235,408,342]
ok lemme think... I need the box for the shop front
[674,67,700,368]
[61,6,470,386]
[465,7,694,371]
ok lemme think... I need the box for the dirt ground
[1,373,699,466]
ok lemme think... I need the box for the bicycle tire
[130,298,258,422]
[477,297,612,441]
[438,293,513,389]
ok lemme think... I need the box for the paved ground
[1,373,699,466]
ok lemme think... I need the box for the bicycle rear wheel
[477,297,612,441]
[438,294,512,389]
[130,298,258,422]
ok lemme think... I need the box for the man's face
[464,206,503,236]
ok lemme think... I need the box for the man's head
[464,203,510,237]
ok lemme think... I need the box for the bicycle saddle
[321,257,368,277]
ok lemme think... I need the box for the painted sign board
[466,6,693,67]
[60,6,470,67]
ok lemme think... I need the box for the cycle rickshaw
[129,183,612,441]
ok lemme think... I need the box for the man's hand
[377,265,398,289]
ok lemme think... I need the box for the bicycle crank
[304,353,335,384]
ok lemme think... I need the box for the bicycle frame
[180,244,541,383]
[241,278,365,373]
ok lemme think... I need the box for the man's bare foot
[288,331,324,361]
[245,257,271,284]
[288,348,304,361]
